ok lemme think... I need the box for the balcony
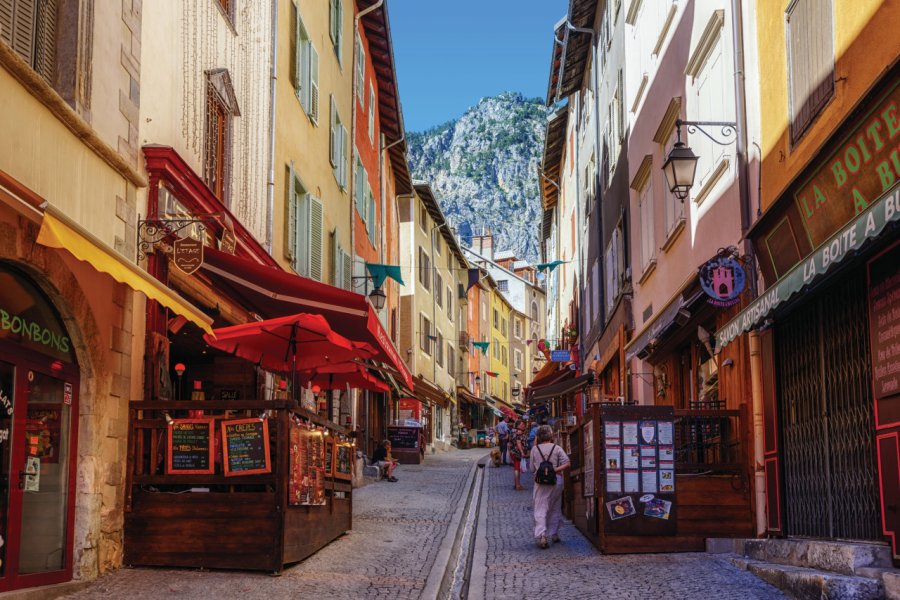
[458,332,471,351]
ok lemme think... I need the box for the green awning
[716,183,900,350]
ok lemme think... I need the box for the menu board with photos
[600,405,676,535]
[583,420,594,497]
[289,420,327,506]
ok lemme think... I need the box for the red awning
[199,246,413,390]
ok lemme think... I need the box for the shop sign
[717,182,900,350]
[64,382,73,405]
[868,241,900,426]
[0,308,71,353]
[699,256,746,307]
[794,79,900,247]
[173,237,204,274]
[551,349,571,362]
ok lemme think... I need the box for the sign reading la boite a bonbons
[794,79,900,246]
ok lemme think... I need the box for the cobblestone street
[57,448,791,600]
[472,460,786,600]
[63,449,484,600]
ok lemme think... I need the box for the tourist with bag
[530,425,570,549]
[508,420,527,490]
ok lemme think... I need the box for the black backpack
[534,444,557,485]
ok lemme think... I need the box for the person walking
[496,416,510,465]
[509,420,528,490]
[530,425,570,548]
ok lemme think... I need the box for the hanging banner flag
[484,371,498,378]
[536,260,565,273]
[366,263,404,288]
[472,341,490,355]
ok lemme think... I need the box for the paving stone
[474,462,788,600]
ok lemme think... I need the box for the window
[204,81,229,202]
[285,165,323,281]
[497,280,509,292]
[329,0,343,65]
[436,331,444,367]
[448,346,455,376]
[501,347,507,367]
[420,315,431,354]
[418,247,431,290]
[292,6,319,123]
[435,274,443,307]
[605,224,624,313]
[531,302,538,322]
[608,71,624,179]
[420,205,428,230]
[639,176,655,273]
[330,228,351,290]
[366,186,376,244]
[354,154,367,217]
[786,0,834,144]
[515,349,523,370]
[391,308,397,343]
[514,318,521,339]
[447,287,453,318]
[584,155,595,215]
[493,309,498,329]
[503,382,508,401]
[368,83,376,143]
[493,337,499,359]
[434,234,442,255]
[355,31,365,103]
[330,96,348,188]
[501,318,507,337]
[1,0,57,83]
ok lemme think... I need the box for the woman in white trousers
[530,425,570,549]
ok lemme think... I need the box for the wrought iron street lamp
[663,119,737,202]
[367,286,387,310]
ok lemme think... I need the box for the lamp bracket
[677,119,738,146]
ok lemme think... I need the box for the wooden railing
[125,400,351,510]
[674,405,748,476]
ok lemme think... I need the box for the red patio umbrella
[299,362,389,393]
[202,313,376,374]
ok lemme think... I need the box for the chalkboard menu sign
[869,242,900,427]
[221,418,271,477]
[324,437,335,477]
[387,426,419,449]
[167,419,215,475]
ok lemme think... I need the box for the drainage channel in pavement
[439,456,487,600]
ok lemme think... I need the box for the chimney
[474,227,494,260]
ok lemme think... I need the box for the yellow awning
[37,204,214,334]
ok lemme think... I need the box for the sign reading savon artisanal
[717,182,900,350]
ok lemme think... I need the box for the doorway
[0,265,79,591]
[774,271,880,541]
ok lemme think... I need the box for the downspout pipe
[732,0,764,537]
[380,133,406,265]
[265,0,278,254]
[351,0,385,272]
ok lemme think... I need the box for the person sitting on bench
[372,439,399,482]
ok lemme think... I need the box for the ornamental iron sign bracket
[137,213,229,263]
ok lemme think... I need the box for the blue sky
[390,0,568,132]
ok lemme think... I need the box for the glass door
[0,361,14,581]
[17,370,73,576]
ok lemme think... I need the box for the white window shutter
[342,250,352,290]
[309,45,320,123]
[341,125,349,188]
[334,0,343,58]
[300,40,310,110]
[331,227,340,286]
[329,96,338,167]
[308,196,324,281]
[356,33,365,102]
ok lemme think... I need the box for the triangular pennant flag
[366,263,404,288]
[484,371,498,378]
[472,341,490,355]
[466,268,481,291]
[536,260,565,273]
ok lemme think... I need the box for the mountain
[406,92,551,263]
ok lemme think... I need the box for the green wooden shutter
[331,227,340,286]
[356,32,365,102]
[285,163,296,261]
[296,192,309,276]
[308,197,323,281]
[341,124,349,188]
[290,1,299,89]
